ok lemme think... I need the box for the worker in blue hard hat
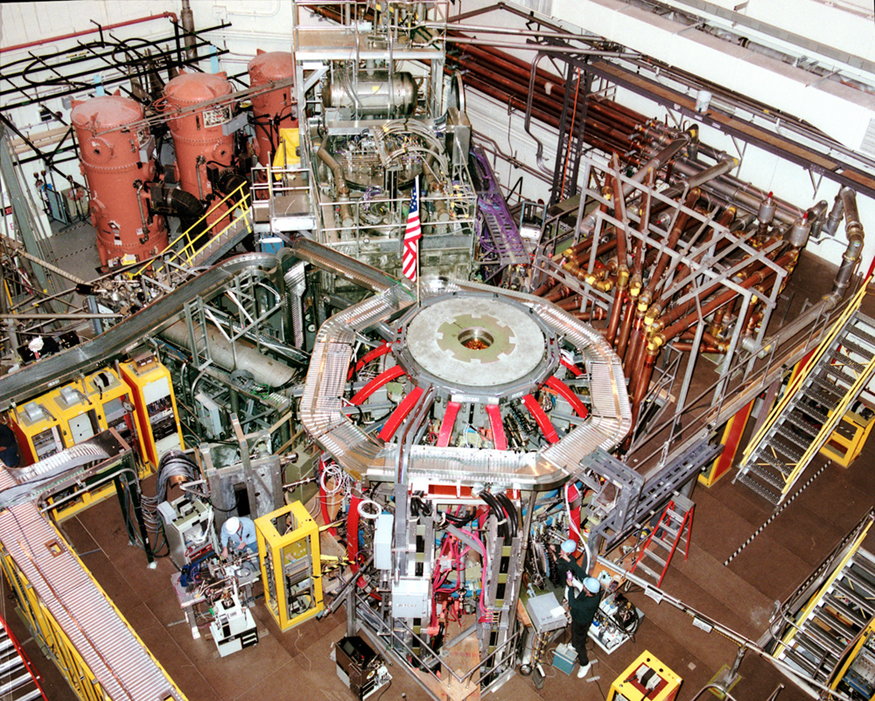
[220,516,257,559]
[554,539,602,679]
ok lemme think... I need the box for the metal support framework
[534,152,789,454]
[549,60,592,207]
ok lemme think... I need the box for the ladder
[629,494,694,587]
[735,285,875,505]
[774,554,875,687]
[0,614,47,701]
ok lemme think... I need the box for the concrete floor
[2,251,874,701]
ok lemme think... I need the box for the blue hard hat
[584,577,600,593]
[561,539,577,554]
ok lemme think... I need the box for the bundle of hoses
[153,450,200,505]
[478,490,519,542]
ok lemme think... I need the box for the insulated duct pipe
[285,236,397,294]
[181,0,197,60]
[831,187,865,303]
[151,184,205,234]
[316,142,354,228]
[161,320,297,387]
[743,188,865,356]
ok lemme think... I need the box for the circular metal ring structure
[394,293,558,399]
[300,277,631,490]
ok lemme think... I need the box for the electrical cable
[495,492,518,539]
[478,490,509,540]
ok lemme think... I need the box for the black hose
[496,492,519,539]
[478,490,509,541]
[151,184,205,236]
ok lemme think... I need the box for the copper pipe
[657,257,768,331]
[659,250,797,343]
[532,277,557,297]
[640,188,701,304]
[610,155,628,267]
[606,288,626,346]
[679,329,725,347]
[557,295,582,311]
[625,313,645,383]
[626,344,659,449]
[573,307,606,321]
[617,298,636,359]
[672,342,724,353]
[545,285,570,303]
[657,207,735,307]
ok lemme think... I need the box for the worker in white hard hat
[220,515,257,559]
[554,539,602,679]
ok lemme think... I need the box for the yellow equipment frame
[255,501,324,632]
[606,650,682,701]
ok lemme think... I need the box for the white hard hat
[584,577,600,593]
[561,539,577,554]
[225,516,240,533]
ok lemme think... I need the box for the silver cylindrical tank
[161,320,296,387]
[322,70,418,117]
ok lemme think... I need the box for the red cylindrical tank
[248,50,296,166]
[163,71,235,225]
[71,95,167,267]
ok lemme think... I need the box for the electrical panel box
[9,401,63,464]
[119,353,183,467]
[552,643,577,675]
[526,592,568,632]
[8,367,149,520]
[374,513,393,570]
[391,576,431,619]
[158,495,214,569]
[255,501,323,632]
[209,592,258,657]
[607,651,682,701]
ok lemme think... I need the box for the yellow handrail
[131,182,252,278]
[739,282,869,467]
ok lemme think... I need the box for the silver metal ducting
[300,275,631,489]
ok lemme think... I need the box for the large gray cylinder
[161,320,296,387]
[322,70,418,116]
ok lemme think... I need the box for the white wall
[3,0,875,275]
[460,0,875,275]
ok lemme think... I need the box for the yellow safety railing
[773,515,873,658]
[132,182,252,278]
[739,282,869,476]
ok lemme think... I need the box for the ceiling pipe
[0,12,179,55]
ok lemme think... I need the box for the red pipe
[522,394,559,444]
[378,386,425,441]
[485,404,508,450]
[347,494,361,572]
[1,12,179,54]
[348,342,391,380]
[560,359,582,377]
[437,401,462,447]
[545,376,589,419]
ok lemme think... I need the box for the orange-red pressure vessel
[163,71,235,224]
[71,95,167,267]
[248,50,296,165]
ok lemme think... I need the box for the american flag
[402,176,422,283]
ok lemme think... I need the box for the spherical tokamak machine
[71,95,167,267]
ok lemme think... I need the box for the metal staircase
[735,285,875,504]
[774,551,875,687]
[471,148,530,273]
[0,615,46,701]
[629,494,694,587]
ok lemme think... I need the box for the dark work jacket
[557,556,602,626]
